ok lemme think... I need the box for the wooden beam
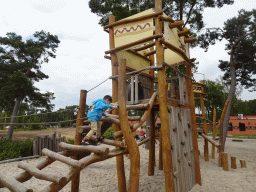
[0,172,32,192]
[160,40,193,66]
[118,58,140,192]
[42,149,83,168]
[200,133,220,148]
[18,162,67,185]
[109,15,126,192]
[169,20,184,29]
[184,37,197,43]
[132,42,155,52]
[0,151,70,189]
[104,11,163,29]
[77,125,91,134]
[144,49,156,57]
[185,61,202,185]
[59,142,110,155]
[178,29,190,37]
[72,89,87,192]
[105,34,163,54]
[159,15,175,23]
[155,1,175,191]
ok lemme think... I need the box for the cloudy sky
[1,0,255,110]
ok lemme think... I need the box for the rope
[0,108,79,120]
[87,77,110,93]
[0,110,108,126]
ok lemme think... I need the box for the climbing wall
[168,106,196,192]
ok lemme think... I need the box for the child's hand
[113,105,119,109]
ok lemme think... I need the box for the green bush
[0,139,33,161]
[103,126,114,140]
[66,139,75,144]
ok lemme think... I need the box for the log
[90,136,125,148]
[222,153,229,171]
[169,20,184,29]
[77,125,91,134]
[104,11,163,29]
[159,15,175,23]
[18,162,67,185]
[114,92,157,138]
[184,37,197,43]
[161,40,193,66]
[40,148,129,191]
[0,155,40,164]
[144,49,156,57]
[178,29,190,37]
[201,133,220,148]
[132,42,155,52]
[118,58,140,192]
[138,137,150,146]
[100,116,120,125]
[109,15,127,192]
[105,34,163,54]
[0,172,32,192]
[105,113,141,121]
[0,151,70,189]
[59,142,110,155]
[231,157,237,169]
[212,109,217,159]
[126,103,149,110]
[240,160,246,168]
[42,149,83,168]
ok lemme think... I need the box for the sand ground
[0,138,255,192]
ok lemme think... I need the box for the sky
[0,0,255,111]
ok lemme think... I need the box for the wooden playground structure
[0,0,219,191]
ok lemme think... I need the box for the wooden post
[185,61,202,185]
[155,1,175,191]
[212,109,216,159]
[159,127,163,170]
[148,46,156,176]
[109,14,126,192]
[240,160,246,168]
[222,153,229,171]
[148,109,156,176]
[200,92,209,162]
[231,157,237,169]
[71,89,87,192]
[118,59,140,192]
[218,100,229,167]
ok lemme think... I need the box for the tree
[198,9,256,149]
[89,0,234,32]
[0,31,60,139]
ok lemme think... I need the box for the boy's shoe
[81,139,91,145]
[97,136,105,142]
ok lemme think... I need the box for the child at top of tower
[81,95,117,145]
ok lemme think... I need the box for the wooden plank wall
[33,132,66,156]
[169,105,196,192]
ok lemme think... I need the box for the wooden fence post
[212,109,216,159]
[71,89,87,192]
[231,157,237,169]
[222,153,229,171]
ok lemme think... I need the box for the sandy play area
[0,138,255,191]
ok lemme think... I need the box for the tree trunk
[6,97,22,139]
[223,53,236,150]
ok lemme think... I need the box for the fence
[33,132,66,156]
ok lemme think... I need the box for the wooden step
[42,149,83,168]
[59,142,109,155]
[105,114,141,121]
[126,103,149,110]
[77,125,91,134]
[18,162,67,185]
[0,172,33,192]
[90,136,126,148]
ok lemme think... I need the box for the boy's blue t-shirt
[88,99,113,122]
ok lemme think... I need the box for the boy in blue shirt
[81,95,117,145]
